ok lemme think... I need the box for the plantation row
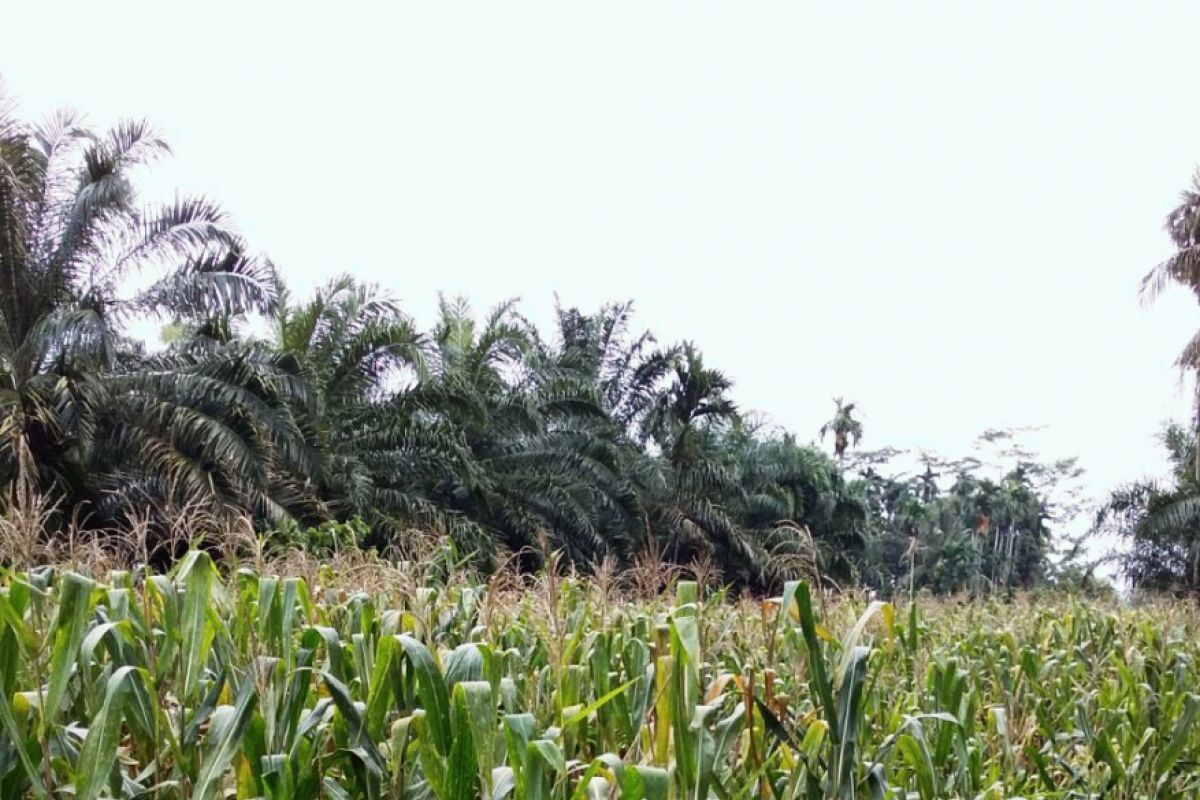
[0,553,1197,799]
[0,90,1066,596]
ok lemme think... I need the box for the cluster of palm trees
[0,105,289,526]
[1097,424,1200,592]
[0,95,1063,591]
[1089,169,1200,594]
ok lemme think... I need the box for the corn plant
[1,554,1199,799]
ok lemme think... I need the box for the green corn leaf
[0,589,36,650]
[835,601,889,688]
[414,711,446,799]
[634,765,669,800]
[0,583,46,799]
[320,670,388,776]
[193,682,258,800]
[897,724,936,800]
[492,766,516,800]
[260,752,294,800]
[306,625,346,681]
[236,712,267,799]
[671,613,701,699]
[444,643,485,686]
[44,572,95,719]
[503,713,536,797]
[398,634,452,757]
[524,739,566,800]
[445,683,482,800]
[754,697,797,753]
[0,678,47,798]
[563,677,639,728]
[833,644,871,798]
[579,766,610,800]
[1093,731,1126,786]
[1155,693,1200,784]
[279,578,305,672]
[175,551,216,702]
[365,633,398,740]
[456,680,496,794]
[794,581,839,744]
[75,666,143,800]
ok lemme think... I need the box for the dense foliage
[0,103,288,526]
[0,93,1068,594]
[1097,424,1200,593]
[0,553,1196,799]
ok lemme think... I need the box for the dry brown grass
[622,533,685,600]
[0,490,62,568]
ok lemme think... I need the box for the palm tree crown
[0,92,283,530]
[819,397,863,460]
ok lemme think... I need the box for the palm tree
[1143,172,1200,475]
[0,92,284,530]
[643,343,737,465]
[818,397,863,460]
[723,425,869,588]
[96,336,317,526]
[1096,423,1200,593]
[546,300,679,433]
[626,344,775,583]
[379,298,641,564]
[271,274,431,534]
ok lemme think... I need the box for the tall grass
[0,551,1198,799]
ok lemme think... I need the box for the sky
[3,2,1199,548]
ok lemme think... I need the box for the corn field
[1,552,1198,799]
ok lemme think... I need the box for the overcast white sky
[4,2,1199,537]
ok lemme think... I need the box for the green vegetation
[5,54,1200,800]
[1092,172,1200,595]
[1097,424,1200,594]
[0,554,1195,799]
[0,94,1069,595]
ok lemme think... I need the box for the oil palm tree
[331,297,639,563]
[642,343,737,464]
[721,424,869,588]
[628,344,774,582]
[546,300,679,433]
[1096,423,1200,593]
[1143,171,1200,476]
[93,336,317,526]
[0,93,284,528]
[273,274,422,517]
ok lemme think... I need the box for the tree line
[0,91,1067,592]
